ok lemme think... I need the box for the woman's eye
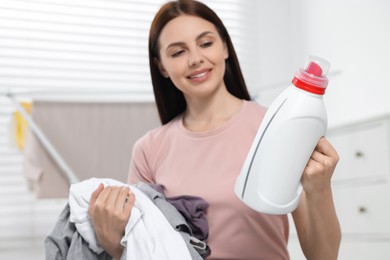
[171,50,184,58]
[200,41,213,48]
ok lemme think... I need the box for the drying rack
[0,87,154,185]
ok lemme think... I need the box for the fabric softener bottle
[234,56,330,214]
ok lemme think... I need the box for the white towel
[69,178,192,260]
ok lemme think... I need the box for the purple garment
[150,184,209,241]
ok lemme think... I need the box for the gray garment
[45,193,206,260]
[149,183,209,241]
[135,182,210,259]
[44,203,112,260]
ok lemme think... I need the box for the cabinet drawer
[338,241,390,260]
[333,184,390,234]
[289,239,390,260]
[327,119,390,184]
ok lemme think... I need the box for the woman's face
[156,15,229,100]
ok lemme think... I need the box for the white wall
[250,1,297,105]
[255,0,390,128]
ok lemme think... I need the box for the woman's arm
[88,184,135,259]
[292,137,341,260]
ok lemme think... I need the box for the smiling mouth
[188,69,211,79]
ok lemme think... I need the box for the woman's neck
[182,94,243,132]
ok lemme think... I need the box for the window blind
[0,0,258,95]
[0,0,259,253]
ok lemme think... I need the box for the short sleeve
[127,135,155,185]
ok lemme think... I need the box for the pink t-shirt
[128,100,289,260]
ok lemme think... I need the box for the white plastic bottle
[234,56,330,214]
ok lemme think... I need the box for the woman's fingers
[308,150,324,165]
[114,187,130,208]
[109,186,135,221]
[88,183,104,215]
[302,137,340,195]
[123,190,135,217]
[87,184,135,257]
[315,137,339,162]
[308,137,339,167]
[89,184,135,218]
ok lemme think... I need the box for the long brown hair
[149,0,251,125]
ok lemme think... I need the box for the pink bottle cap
[306,62,322,76]
[292,56,330,95]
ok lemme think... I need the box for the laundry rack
[0,87,155,186]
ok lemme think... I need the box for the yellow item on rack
[13,102,32,150]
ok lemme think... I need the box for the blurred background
[0,0,389,259]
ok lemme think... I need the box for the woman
[89,1,341,259]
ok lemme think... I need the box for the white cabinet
[330,117,390,186]
[288,115,390,259]
[328,115,390,259]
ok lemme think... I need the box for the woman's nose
[188,49,204,67]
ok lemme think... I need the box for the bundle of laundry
[45,178,211,260]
